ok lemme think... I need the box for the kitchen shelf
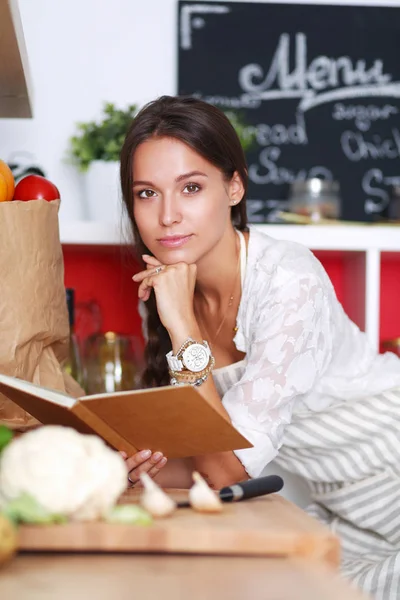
[59,222,400,251]
[59,221,400,352]
[0,0,33,118]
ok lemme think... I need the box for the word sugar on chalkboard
[177,1,400,222]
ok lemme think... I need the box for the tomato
[0,160,15,201]
[13,175,60,202]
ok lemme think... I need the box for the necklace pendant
[233,326,238,333]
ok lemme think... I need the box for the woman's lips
[158,234,193,248]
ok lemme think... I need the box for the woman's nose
[159,196,182,227]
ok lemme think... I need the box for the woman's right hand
[120,449,168,487]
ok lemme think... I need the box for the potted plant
[69,102,138,224]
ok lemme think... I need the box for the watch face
[182,343,209,373]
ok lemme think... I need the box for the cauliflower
[0,426,127,521]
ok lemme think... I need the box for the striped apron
[213,362,400,600]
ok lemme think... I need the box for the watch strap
[166,354,184,372]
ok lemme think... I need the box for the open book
[0,374,252,458]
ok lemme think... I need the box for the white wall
[0,0,179,220]
[0,0,399,222]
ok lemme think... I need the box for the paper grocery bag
[0,199,81,430]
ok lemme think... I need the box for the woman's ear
[229,171,245,206]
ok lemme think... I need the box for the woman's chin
[154,246,196,265]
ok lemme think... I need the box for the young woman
[119,95,400,599]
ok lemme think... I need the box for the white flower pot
[83,160,126,225]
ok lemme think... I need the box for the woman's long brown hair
[120,95,248,388]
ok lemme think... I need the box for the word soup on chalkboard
[177,1,400,222]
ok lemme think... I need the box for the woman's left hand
[132,255,198,338]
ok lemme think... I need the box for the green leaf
[223,109,257,152]
[3,493,67,525]
[0,425,13,453]
[67,102,138,171]
[104,504,152,526]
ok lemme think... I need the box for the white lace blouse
[217,227,400,477]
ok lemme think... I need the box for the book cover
[0,374,252,458]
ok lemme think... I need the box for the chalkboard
[177,1,400,222]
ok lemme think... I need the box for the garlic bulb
[188,472,223,513]
[139,473,176,518]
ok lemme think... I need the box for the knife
[176,474,284,508]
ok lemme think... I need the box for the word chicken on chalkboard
[178,1,400,222]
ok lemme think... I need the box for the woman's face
[132,136,243,265]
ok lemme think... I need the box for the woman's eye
[183,183,200,194]
[138,189,156,199]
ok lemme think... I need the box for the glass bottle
[64,288,84,388]
[288,179,341,221]
[83,332,143,395]
[382,338,400,358]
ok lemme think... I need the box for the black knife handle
[219,474,284,502]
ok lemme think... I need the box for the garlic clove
[139,472,176,518]
[188,472,223,513]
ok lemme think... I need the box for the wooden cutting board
[17,490,340,568]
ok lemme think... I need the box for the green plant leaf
[68,102,138,171]
[223,109,257,152]
[0,425,13,453]
[3,493,67,525]
[104,504,152,526]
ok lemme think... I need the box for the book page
[0,374,75,408]
[79,385,174,401]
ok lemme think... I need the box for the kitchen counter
[0,554,369,600]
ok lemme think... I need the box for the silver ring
[127,475,136,487]
[154,266,163,274]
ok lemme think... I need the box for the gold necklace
[196,236,241,345]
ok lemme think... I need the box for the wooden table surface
[0,554,370,600]
[17,492,340,567]
[0,491,370,599]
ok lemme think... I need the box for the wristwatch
[166,338,212,373]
